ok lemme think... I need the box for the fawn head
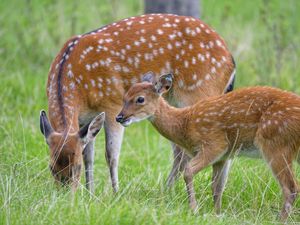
[40,111,105,188]
[116,72,173,127]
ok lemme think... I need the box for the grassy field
[1,0,300,224]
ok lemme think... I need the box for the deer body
[42,14,235,192]
[118,79,300,221]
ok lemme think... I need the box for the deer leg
[104,115,124,193]
[83,141,95,193]
[184,144,228,212]
[166,143,190,187]
[212,159,232,214]
[71,164,81,193]
[260,145,299,221]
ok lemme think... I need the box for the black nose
[116,114,123,123]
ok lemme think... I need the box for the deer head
[116,73,173,127]
[40,111,105,189]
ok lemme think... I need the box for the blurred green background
[1,0,300,224]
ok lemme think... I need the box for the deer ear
[79,112,105,144]
[141,71,156,83]
[40,110,53,138]
[154,73,173,94]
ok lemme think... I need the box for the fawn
[116,73,300,221]
[40,14,236,192]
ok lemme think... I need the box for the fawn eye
[136,96,144,104]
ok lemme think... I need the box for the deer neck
[48,98,80,133]
[149,97,188,148]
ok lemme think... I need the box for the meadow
[1,0,300,224]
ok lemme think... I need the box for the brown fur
[119,83,300,221]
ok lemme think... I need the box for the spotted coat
[46,13,235,131]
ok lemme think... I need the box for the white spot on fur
[216,39,222,47]
[157,29,164,35]
[159,47,164,54]
[162,23,172,27]
[122,66,130,73]
[127,57,133,65]
[191,57,196,65]
[114,64,121,72]
[211,67,216,74]
[67,70,74,78]
[151,35,157,41]
[184,60,189,68]
[185,27,191,35]
[175,41,181,47]
[90,79,96,87]
[205,29,211,34]
[206,52,211,59]
[169,34,176,40]
[134,41,140,46]
[86,64,91,71]
[140,36,146,43]
[211,57,216,64]
[69,82,75,90]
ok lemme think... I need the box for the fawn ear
[154,73,173,94]
[40,110,53,138]
[141,71,156,83]
[79,112,105,144]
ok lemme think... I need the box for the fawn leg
[260,145,299,221]
[166,143,190,187]
[212,159,232,214]
[184,144,228,212]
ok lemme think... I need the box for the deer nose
[116,114,124,123]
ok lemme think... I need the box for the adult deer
[40,14,235,192]
[116,74,300,221]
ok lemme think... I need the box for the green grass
[1,0,300,224]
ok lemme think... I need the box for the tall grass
[0,0,300,224]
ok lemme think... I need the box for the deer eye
[136,96,145,104]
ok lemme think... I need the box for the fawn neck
[149,97,189,148]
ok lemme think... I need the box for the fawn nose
[116,114,124,123]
